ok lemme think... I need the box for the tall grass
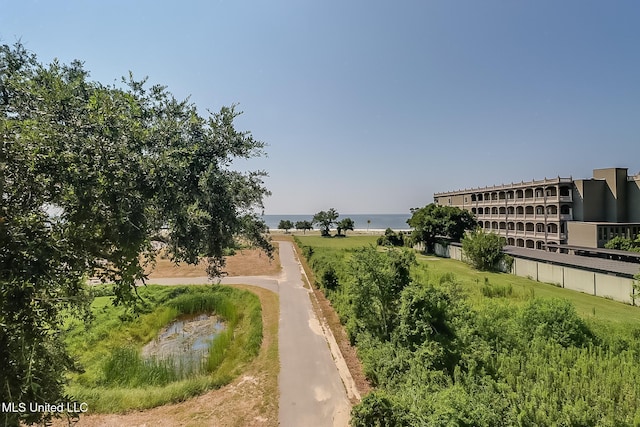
[102,347,193,387]
[207,329,233,371]
[64,285,263,412]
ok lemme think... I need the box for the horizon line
[261,212,411,216]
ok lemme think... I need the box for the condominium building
[434,167,640,251]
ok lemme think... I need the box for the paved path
[271,241,351,427]
[147,241,351,426]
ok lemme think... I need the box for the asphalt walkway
[147,241,351,426]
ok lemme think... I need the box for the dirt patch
[224,246,280,277]
[52,285,279,427]
[146,245,280,279]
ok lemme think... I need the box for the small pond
[141,313,226,372]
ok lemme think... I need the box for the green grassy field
[295,235,640,323]
[294,234,379,249]
[415,254,640,323]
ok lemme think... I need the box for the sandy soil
[146,245,280,278]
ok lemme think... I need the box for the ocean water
[262,214,412,231]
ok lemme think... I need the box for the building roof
[434,177,573,197]
[502,245,640,278]
[555,244,640,261]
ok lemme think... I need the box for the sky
[2,0,639,214]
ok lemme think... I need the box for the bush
[351,391,403,427]
[396,283,456,352]
[518,298,594,347]
[377,228,405,247]
[320,266,340,291]
[461,229,507,271]
[297,235,640,426]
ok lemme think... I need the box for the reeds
[66,285,263,412]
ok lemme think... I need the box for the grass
[295,234,379,249]
[414,254,640,324]
[295,234,640,324]
[63,284,263,413]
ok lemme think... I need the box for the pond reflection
[141,313,225,371]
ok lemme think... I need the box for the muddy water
[141,313,225,371]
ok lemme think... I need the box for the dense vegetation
[1,43,270,425]
[295,235,640,426]
[64,285,262,413]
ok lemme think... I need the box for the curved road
[149,241,351,426]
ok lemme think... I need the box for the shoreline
[268,229,411,236]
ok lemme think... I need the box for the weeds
[64,285,262,412]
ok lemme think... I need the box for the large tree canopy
[0,43,271,425]
[407,203,476,252]
[313,208,339,236]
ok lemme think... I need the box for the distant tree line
[277,208,355,237]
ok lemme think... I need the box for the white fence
[433,243,637,305]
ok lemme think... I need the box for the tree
[278,219,294,233]
[313,208,339,236]
[337,217,355,236]
[345,246,416,341]
[395,282,467,373]
[407,204,476,253]
[295,220,313,234]
[0,43,271,426]
[461,229,507,271]
[605,236,640,252]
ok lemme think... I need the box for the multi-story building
[434,167,640,251]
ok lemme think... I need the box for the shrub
[518,298,594,347]
[377,228,405,247]
[351,391,403,427]
[461,229,507,271]
[320,266,340,291]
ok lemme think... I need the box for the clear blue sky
[2,0,639,214]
